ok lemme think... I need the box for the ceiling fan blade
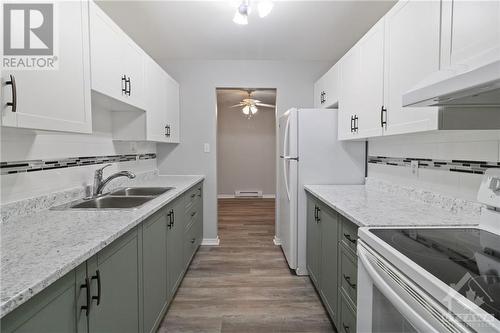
[255,103,276,108]
[230,103,246,108]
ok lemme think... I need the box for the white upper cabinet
[338,48,360,140]
[1,1,92,133]
[356,19,385,139]
[164,74,180,143]
[89,1,145,110]
[383,0,441,136]
[441,0,500,71]
[314,63,340,108]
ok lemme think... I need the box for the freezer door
[279,108,298,159]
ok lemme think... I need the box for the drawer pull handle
[191,238,196,244]
[191,211,196,217]
[91,270,101,305]
[191,193,196,198]
[343,274,356,289]
[343,233,356,244]
[343,323,350,333]
[80,277,91,316]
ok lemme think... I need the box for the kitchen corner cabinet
[0,182,204,333]
[306,192,359,331]
[89,1,145,111]
[1,1,92,134]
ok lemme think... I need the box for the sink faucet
[93,164,136,196]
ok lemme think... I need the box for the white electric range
[357,169,500,333]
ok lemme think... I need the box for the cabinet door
[443,0,500,70]
[356,19,385,139]
[306,196,321,287]
[0,266,85,333]
[142,211,168,333]
[313,77,325,108]
[89,1,126,103]
[338,48,360,140]
[89,2,144,110]
[165,73,180,143]
[319,205,339,323]
[1,1,91,133]
[383,0,440,136]
[88,228,140,333]
[145,57,168,142]
[167,199,185,300]
[323,63,340,108]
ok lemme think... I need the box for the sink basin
[70,196,154,209]
[110,187,173,197]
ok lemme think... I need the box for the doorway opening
[216,88,277,243]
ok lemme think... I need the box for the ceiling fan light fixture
[233,1,249,25]
[250,105,258,114]
[242,105,251,115]
[257,0,274,18]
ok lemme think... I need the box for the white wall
[368,130,500,201]
[0,109,157,203]
[217,97,276,197]
[157,60,329,241]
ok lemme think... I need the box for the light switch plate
[204,143,210,153]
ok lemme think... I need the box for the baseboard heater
[234,190,263,198]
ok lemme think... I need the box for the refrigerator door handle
[283,158,291,201]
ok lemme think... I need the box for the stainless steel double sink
[53,187,174,210]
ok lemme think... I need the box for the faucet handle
[96,164,112,173]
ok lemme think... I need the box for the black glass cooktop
[370,228,500,320]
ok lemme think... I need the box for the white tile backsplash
[0,110,157,204]
[368,130,500,201]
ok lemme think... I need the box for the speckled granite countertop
[0,175,204,318]
[304,182,481,228]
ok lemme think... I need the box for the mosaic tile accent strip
[368,156,500,174]
[0,153,156,175]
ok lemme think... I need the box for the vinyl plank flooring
[158,198,333,333]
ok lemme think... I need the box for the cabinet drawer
[340,216,358,253]
[183,221,199,268]
[340,246,357,305]
[185,204,201,230]
[185,185,202,211]
[340,295,357,333]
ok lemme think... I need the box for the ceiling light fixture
[232,0,273,25]
[257,0,274,18]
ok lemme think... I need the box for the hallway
[158,198,334,333]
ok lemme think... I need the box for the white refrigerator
[278,108,365,275]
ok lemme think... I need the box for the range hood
[403,60,500,108]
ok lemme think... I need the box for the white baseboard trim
[273,236,281,246]
[201,236,220,246]
[217,194,276,199]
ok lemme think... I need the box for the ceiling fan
[230,90,276,118]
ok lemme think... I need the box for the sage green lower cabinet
[306,196,321,287]
[87,228,140,333]
[142,210,168,333]
[167,198,185,300]
[1,264,87,333]
[306,192,359,332]
[0,182,204,333]
[319,205,339,321]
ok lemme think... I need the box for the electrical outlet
[130,142,137,153]
[411,160,419,176]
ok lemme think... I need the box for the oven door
[357,241,472,333]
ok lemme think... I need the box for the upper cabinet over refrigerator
[1,1,92,133]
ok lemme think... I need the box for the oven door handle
[358,246,439,333]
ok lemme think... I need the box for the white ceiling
[217,88,277,110]
[96,1,396,63]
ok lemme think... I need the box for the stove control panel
[478,169,500,209]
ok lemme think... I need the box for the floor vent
[234,190,263,198]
